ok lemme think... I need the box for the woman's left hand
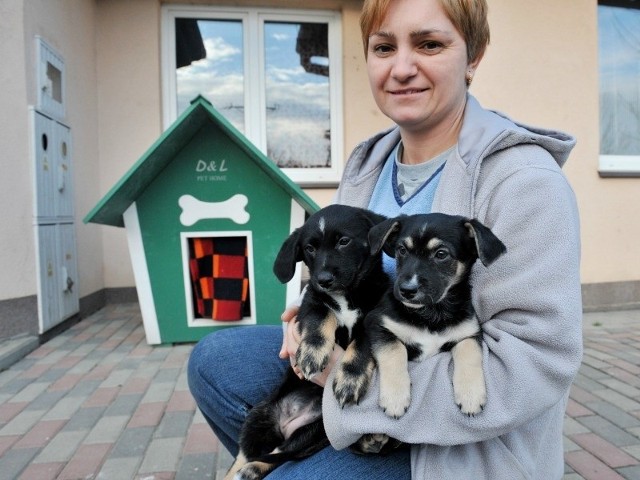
[279,310,344,388]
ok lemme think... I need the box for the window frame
[161,5,344,186]
[597,1,640,177]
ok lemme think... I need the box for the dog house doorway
[181,231,256,327]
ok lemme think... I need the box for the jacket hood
[459,95,576,170]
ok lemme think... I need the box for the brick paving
[0,303,638,479]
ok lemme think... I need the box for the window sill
[598,155,640,177]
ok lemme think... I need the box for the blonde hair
[360,0,490,62]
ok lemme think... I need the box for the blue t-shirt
[367,142,449,275]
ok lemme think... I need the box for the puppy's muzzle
[397,278,418,300]
[315,271,335,290]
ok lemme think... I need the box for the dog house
[84,96,318,344]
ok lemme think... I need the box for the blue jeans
[188,325,411,479]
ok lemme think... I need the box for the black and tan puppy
[333,213,506,424]
[225,205,390,480]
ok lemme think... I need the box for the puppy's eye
[305,244,316,254]
[397,245,407,256]
[434,249,450,260]
[337,237,351,247]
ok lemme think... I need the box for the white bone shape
[178,194,250,226]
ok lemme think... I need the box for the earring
[465,71,474,87]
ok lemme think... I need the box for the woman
[188,0,582,478]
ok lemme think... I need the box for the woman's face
[366,0,476,135]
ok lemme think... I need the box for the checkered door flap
[188,237,250,321]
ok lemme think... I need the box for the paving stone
[570,433,639,468]
[176,452,216,480]
[25,390,67,412]
[592,389,640,413]
[84,415,129,444]
[128,401,166,429]
[57,442,112,480]
[139,437,184,474]
[61,406,106,431]
[96,456,141,480]
[141,381,175,404]
[623,445,640,461]
[155,367,182,383]
[0,435,20,456]
[572,373,608,393]
[0,409,47,436]
[617,465,640,480]
[564,416,592,436]
[10,381,51,404]
[33,430,88,463]
[565,450,626,480]
[104,393,143,416]
[156,411,193,439]
[41,395,86,421]
[183,423,219,455]
[83,386,121,408]
[110,426,155,458]
[0,377,34,396]
[100,368,134,388]
[13,419,66,449]
[0,401,28,424]
[0,446,40,480]
[579,363,611,380]
[17,461,65,480]
[578,412,640,447]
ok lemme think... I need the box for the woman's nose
[391,49,418,81]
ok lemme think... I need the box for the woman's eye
[421,41,444,53]
[372,44,394,55]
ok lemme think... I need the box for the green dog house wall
[84,96,319,344]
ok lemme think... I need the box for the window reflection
[176,19,245,134]
[264,22,331,168]
[598,5,640,156]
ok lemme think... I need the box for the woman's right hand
[279,305,303,377]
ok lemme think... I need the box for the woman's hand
[278,305,344,387]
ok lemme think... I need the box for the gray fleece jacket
[323,95,582,479]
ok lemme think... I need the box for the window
[598,1,640,176]
[162,6,343,185]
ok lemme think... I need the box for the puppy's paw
[234,461,272,480]
[296,340,333,379]
[332,365,372,407]
[351,433,390,455]
[453,368,486,416]
[379,371,411,419]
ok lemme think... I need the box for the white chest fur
[329,294,360,337]
[381,315,480,360]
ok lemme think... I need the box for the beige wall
[94,0,162,288]
[0,1,33,300]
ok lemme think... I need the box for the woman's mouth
[390,88,427,95]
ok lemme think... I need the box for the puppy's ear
[273,229,302,283]
[363,210,387,229]
[369,217,402,256]
[465,219,507,267]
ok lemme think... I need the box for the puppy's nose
[317,271,334,289]
[399,281,418,300]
